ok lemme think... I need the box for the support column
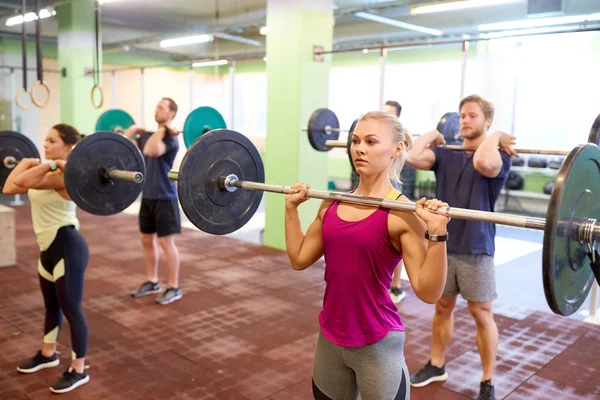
[57,0,101,133]
[263,0,334,250]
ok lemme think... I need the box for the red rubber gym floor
[1,206,599,399]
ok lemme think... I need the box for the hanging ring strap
[91,1,104,109]
[31,0,50,108]
[16,0,33,110]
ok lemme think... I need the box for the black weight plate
[437,112,462,145]
[347,118,359,172]
[543,143,600,316]
[64,132,145,216]
[177,129,264,235]
[588,112,600,146]
[307,108,340,152]
[0,131,40,191]
[528,156,547,168]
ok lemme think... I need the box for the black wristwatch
[425,230,448,242]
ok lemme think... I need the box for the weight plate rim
[588,112,600,146]
[542,143,596,316]
[0,130,40,158]
[0,131,41,191]
[347,119,358,173]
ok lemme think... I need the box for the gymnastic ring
[15,87,33,110]
[91,84,104,109]
[30,80,51,108]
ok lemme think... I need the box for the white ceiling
[0,0,599,62]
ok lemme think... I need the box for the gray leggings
[312,330,409,400]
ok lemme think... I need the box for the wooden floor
[0,206,599,399]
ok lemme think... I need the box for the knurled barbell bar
[168,128,600,317]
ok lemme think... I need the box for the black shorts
[139,198,181,237]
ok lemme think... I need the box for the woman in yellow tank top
[3,124,90,394]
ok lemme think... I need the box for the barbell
[304,108,463,171]
[168,128,600,318]
[306,108,600,159]
[95,105,227,149]
[1,130,146,216]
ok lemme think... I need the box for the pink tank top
[319,195,405,348]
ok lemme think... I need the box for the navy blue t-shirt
[430,147,511,256]
[136,131,179,200]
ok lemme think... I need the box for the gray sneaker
[131,281,162,297]
[410,360,448,387]
[17,350,60,373]
[155,287,182,305]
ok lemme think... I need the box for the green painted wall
[0,39,58,59]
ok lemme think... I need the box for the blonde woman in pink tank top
[284,111,451,400]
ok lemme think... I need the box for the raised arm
[2,158,39,194]
[407,130,445,170]
[284,183,331,271]
[473,131,517,178]
[397,198,450,304]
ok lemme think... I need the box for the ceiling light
[412,0,521,15]
[5,8,56,26]
[478,15,588,31]
[192,59,228,68]
[98,0,129,4]
[160,34,214,48]
[213,32,264,47]
[259,26,268,35]
[354,11,442,36]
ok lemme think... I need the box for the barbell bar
[2,154,142,184]
[322,140,571,156]
[168,128,600,317]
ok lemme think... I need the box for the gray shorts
[443,254,497,303]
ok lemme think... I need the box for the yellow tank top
[28,189,80,251]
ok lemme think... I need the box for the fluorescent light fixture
[412,0,521,15]
[213,32,264,47]
[160,34,214,48]
[354,11,443,36]
[263,56,268,61]
[98,0,128,4]
[5,8,56,26]
[192,59,228,68]
[259,26,268,35]
[362,48,369,53]
[478,15,587,31]
[585,12,600,22]
[479,25,580,39]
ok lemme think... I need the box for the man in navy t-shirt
[407,95,515,400]
[124,97,183,305]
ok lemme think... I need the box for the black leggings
[38,225,89,359]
